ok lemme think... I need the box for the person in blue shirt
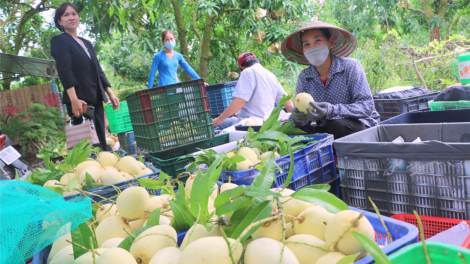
[281,21,380,139]
[148,30,202,88]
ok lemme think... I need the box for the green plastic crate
[428,100,470,111]
[148,134,230,178]
[126,79,214,153]
[105,101,133,133]
[117,132,131,154]
[388,241,470,263]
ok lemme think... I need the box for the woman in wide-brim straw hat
[281,20,380,139]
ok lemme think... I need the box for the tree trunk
[1,73,13,91]
[430,26,440,42]
[171,0,192,81]
[198,14,217,80]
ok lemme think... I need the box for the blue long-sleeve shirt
[294,55,380,128]
[147,50,200,88]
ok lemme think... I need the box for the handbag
[65,116,100,150]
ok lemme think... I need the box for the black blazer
[51,33,110,105]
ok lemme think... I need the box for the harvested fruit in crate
[42,155,391,264]
[36,144,154,196]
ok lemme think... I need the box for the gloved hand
[291,106,307,122]
[306,102,329,122]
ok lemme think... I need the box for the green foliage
[2,103,64,152]
[27,140,93,186]
[71,223,98,259]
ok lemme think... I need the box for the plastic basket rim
[373,91,440,102]
[351,207,419,264]
[223,134,333,173]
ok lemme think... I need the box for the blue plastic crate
[218,134,338,193]
[63,170,160,202]
[126,131,136,155]
[351,207,419,264]
[206,81,237,117]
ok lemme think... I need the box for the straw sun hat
[281,20,357,65]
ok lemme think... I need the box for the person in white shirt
[213,52,294,128]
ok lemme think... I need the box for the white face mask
[304,45,330,66]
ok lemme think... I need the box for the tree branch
[407,7,425,15]
[192,13,202,42]
[224,8,243,13]
[210,38,234,46]
[312,0,327,21]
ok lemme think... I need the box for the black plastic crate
[374,92,440,121]
[380,109,470,125]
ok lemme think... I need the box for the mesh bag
[0,181,91,264]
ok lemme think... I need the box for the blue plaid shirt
[294,55,380,128]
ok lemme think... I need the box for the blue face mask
[164,41,176,49]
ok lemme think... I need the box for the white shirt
[232,63,287,119]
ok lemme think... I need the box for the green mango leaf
[276,121,307,135]
[71,222,97,259]
[168,183,196,231]
[251,155,276,190]
[282,152,295,189]
[291,188,348,213]
[229,200,273,242]
[45,186,65,196]
[117,226,152,251]
[287,136,312,147]
[214,185,246,209]
[337,253,361,264]
[137,179,165,190]
[259,94,291,133]
[229,155,245,164]
[245,185,281,198]
[67,178,79,192]
[304,184,331,192]
[254,131,292,143]
[146,208,161,226]
[351,231,391,264]
[216,196,252,216]
[189,156,224,224]
[169,200,191,232]
[82,172,101,191]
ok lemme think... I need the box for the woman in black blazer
[51,2,119,151]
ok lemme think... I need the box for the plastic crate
[380,109,470,125]
[206,81,237,117]
[335,123,470,219]
[373,91,440,120]
[351,207,419,264]
[234,125,261,132]
[148,134,231,179]
[391,214,470,245]
[63,170,163,202]
[428,100,470,111]
[126,79,214,153]
[117,131,136,155]
[217,134,339,194]
[388,241,470,263]
[105,101,133,134]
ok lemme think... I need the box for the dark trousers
[66,103,107,151]
[298,118,368,140]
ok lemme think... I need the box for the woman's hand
[204,82,209,87]
[106,88,120,110]
[71,98,86,117]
